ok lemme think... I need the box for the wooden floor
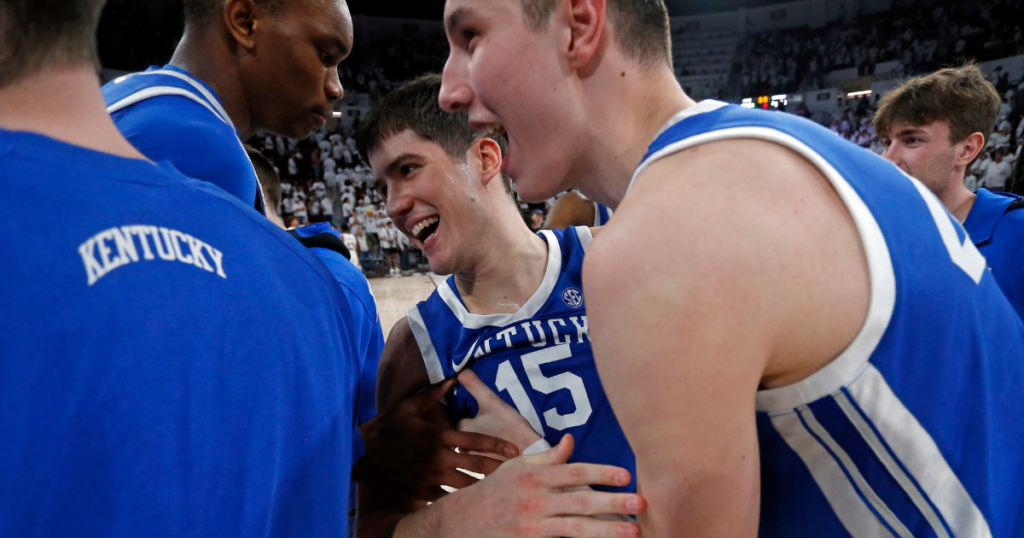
[367,274,446,337]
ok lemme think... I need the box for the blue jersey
[102,65,265,213]
[635,100,1024,537]
[963,188,1024,321]
[594,203,613,226]
[408,227,635,493]
[291,222,384,538]
[0,129,359,537]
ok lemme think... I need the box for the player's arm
[544,191,597,229]
[355,318,519,537]
[584,139,869,537]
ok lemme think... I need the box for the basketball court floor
[367,274,447,337]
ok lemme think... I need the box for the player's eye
[400,164,418,176]
[461,29,479,49]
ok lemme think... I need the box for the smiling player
[438,0,1024,536]
[354,74,642,538]
[102,0,353,211]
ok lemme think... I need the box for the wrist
[513,430,544,453]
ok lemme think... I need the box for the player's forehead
[887,120,948,140]
[369,129,445,175]
[287,0,353,47]
[444,0,519,31]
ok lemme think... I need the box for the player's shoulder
[376,316,430,406]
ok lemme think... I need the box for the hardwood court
[367,274,447,337]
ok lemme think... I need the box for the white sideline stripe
[630,124,896,412]
[406,306,445,385]
[575,226,593,251]
[118,69,234,130]
[834,391,951,538]
[107,87,225,125]
[773,412,896,538]
[438,230,562,329]
[849,365,992,538]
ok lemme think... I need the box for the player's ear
[956,132,986,168]
[563,0,606,71]
[474,138,503,187]
[224,0,259,52]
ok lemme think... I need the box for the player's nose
[439,56,472,113]
[325,68,344,102]
[386,183,413,222]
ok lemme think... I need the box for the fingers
[457,369,501,405]
[546,491,646,518]
[541,462,633,490]
[440,449,504,476]
[441,429,519,458]
[541,516,640,538]
[521,433,574,465]
[400,378,456,415]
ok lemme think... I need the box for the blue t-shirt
[408,227,636,493]
[963,188,1024,321]
[102,65,263,212]
[0,129,359,537]
[637,100,1024,537]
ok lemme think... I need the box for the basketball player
[355,75,643,537]
[438,0,1024,535]
[876,64,1024,320]
[0,0,360,535]
[544,190,613,229]
[249,145,383,536]
[102,0,353,211]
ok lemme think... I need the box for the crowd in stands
[735,0,1024,97]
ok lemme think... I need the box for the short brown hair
[520,0,671,69]
[245,144,281,212]
[0,0,107,88]
[357,73,515,200]
[874,63,1002,145]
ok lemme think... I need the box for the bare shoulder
[376,316,429,410]
[544,191,596,230]
[587,137,870,387]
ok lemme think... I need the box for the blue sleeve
[986,217,1024,322]
[111,96,258,206]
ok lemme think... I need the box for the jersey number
[494,344,593,434]
[911,179,986,283]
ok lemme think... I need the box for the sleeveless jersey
[593,203,613,226]
[633,100,1024,537]
[102,65,265,213]
[0,128,358,537]
[408,227,635,493]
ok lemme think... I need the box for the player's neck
[573,63,695,209]
[454,211,549,316]
[170,28,253,138]
[0,65,147,160]
[943,173,977,223]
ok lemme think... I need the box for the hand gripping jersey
[102,65,265,213]
[634,101,1024,537]
[0,129,358,537]
[407,227,635,493]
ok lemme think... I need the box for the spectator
[986,150,1013,191]
[293,197,308,225]
[354,227,374,273]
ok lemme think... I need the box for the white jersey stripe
[117,69,235,130]
[848,365,992,538]
[107,87,225,125]
[575,226,593,251]
[407,306,446,385]
[772,411,897,538]
[833,391,951,538]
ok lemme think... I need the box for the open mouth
[478,123,507,138]
[410,216,440,243]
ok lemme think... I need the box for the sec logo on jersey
[562,287,584,308]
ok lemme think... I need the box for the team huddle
[2,0,1024,537]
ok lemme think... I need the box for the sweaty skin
[438,0,871,535]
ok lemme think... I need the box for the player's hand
[353,379,520,502]
[457,369,544,453]
[431,435,645,538]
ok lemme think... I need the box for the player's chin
[513,174,561,203]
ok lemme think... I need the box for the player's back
[635,101,1024,536]
[408,227,635,493]
[0,129,359,537]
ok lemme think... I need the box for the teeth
[410,216,439,238]
[481,123,506,138]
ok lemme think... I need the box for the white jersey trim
[107,87,226,126]
[632,124,896,413]
[406,306,446,385]
[848,365,992,538]
[771,411,898,537]
[114,69,235,131]
[437,230,562,329]
[575,226,593,252]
